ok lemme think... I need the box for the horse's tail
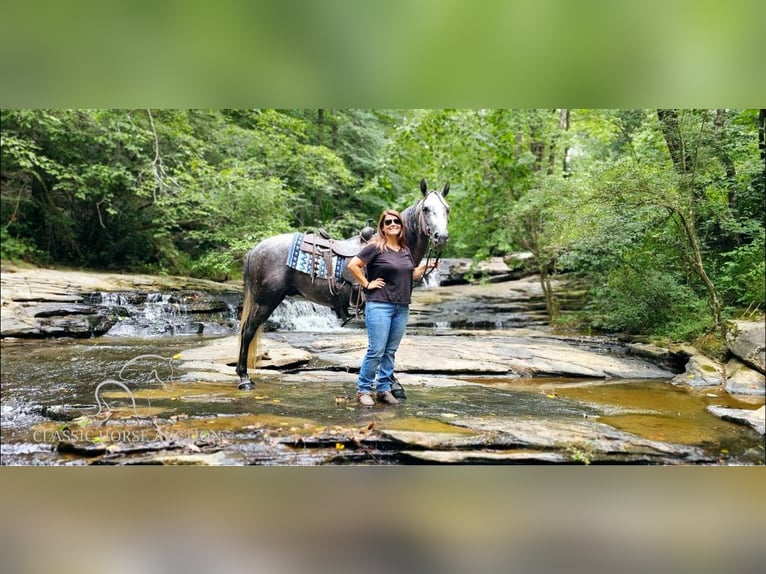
[247,327,262,370]
[240,250,262,370]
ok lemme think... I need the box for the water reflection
[2,335,763,465]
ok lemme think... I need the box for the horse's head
[419,179,450,249]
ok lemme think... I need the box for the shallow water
[1,336,764,465]
[462,376,763,457]
[1,336,215,464]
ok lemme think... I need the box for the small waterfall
[421,269,442,289]
[267,298,346,332]
[85,291,241,338]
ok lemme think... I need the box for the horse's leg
[236,298,281,390]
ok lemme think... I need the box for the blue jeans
[357,302,410,394]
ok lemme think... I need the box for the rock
[380,430,490,450]
[503,251,534,265]
[439,256,531,285]
[301,330,675,379]
[671,352,724,387]
[625,342,688,373]
[725,358,766,395]
[706,405,765,435]
[1,266,241,339]
[400,449,568,463]
[726,321,765,374]
[120,451,231,465]
[178,335,312,372]
[382,418,712,464]
[1,300,119,338]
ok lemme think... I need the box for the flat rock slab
[449,417,709,462]
[1,266,236,301]
[182,329,674,384]
[269,330,675,379]
[379,418,712,464]
[179,335,312,374]
[706,405,765,435]
[400,449,568,464]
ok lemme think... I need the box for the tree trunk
[658,109,725,333]
[713,109,738,212]
[316,109,325,146]
[657,109,690,174]
[673,207,724,333]
[540,259,559,322]
[559,108,571,176]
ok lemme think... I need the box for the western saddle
[299,225,375,321]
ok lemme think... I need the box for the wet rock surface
[1,265,241,338]
[2,265,764,465]
[706,405,765,436]
[726,320,765,374]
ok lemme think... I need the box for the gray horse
[236,179,450,390]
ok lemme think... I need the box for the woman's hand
[413,262,438,280]
[366,277,385,290]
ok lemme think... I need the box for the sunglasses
[383,218,401,226]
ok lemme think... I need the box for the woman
[346,209,437,407]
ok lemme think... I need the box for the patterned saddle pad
[286,232,347,283]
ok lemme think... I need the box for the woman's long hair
[371,209,408,252]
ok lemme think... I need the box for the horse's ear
[420,179,427,196]
[442,182,450,197]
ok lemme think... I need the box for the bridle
[416,191,449,282]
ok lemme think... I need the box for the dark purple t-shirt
[356,243,415,304]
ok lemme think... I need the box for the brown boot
[357,392,374,407]
[376,390,399,404]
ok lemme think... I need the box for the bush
[587,268,714,340]
[0,228,44,262]
[717,236,766,308]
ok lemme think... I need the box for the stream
[1,281,764,465]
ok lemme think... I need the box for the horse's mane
[401,200,421,251]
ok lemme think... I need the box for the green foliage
[1,109,388,279]
[0,227,44,261]
[1,108,763,344]
[587,268,714,339]
[566,443,593,465]
[716,235,766,307]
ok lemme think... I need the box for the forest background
[2,108,764,344]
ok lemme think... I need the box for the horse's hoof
[238,381,254,391]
